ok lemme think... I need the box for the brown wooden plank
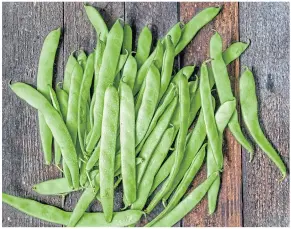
[180,2,243,227]
[125,2,179,226]
[62,2,125,213]
[2,2,64,227]
[239,2,290,227]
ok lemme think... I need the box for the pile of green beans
[3,4,286,227]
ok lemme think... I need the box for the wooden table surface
[2,2,289,227]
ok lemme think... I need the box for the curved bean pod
[86,20,123,154]
[131,126,175,211]
[121,54,137,90]
[175,6,221,55]
[77,50,87,70]
[84,5,108,42]
[159,35,175,100]
[135,26,152,69]
[135,63,160,145]
[78,53,94,156]
[163,22,183,47]
[37,28,61,165]
[147,144,207,226]
[200,61,223,169]
[122,23,132,54]
[147,172,219,227]
[240,67,286,179]
[99,86,119,222]
[145,74,190,213]
[10,82,79,189]
[119,81,136,206]
[2,193,143,227]
[210,32,253,158]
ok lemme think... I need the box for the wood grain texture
[180,2,243,227]
[2,2,64,227]
[239,2,290,227]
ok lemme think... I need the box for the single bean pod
[146,172,219,227]
[207,99,236,214]
[200,61,223,169]
[10,83,79,189]
[37,28,61,165]
[2,193,143,227]
[147,144,207,227]
[145,74,190,213]
[115,50,129,76]
[86,20,123,154]
[131,126,175,211]
[159,35,175,100]
[84,5,108,42]
[94,35,105,91]
[77,50,87,70]
[63,54,79,94]
[175,6,221,55]
[68,187,98,227]
[66,63,83,146]
[119,81,136,206]
[163,22,183,47]
[122,23,132,54]
[78,53,94,156]
[99,86,119,223]
[121,54,137,90]
[240,67,286,179]
[135,26,152,69]
[210,32,253,158]
[135,63,160,145]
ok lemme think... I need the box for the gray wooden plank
[2,2,64,227]
[125,2,179,226]
[239,2,290,227]
[62,2,125,213]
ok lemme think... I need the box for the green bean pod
[135,26,152,69]
[240,68,286,179]
[122,23,132,54]
[210,32,253,158]
[131,126,175,211]
[66,63,83,146]
[135,63,160,145]
[77,50,87,70]
[78,53,94,156]
[136,97,178,184]
[99,86,119,223]
[10,83,79,189]
[84,5,108,42]
[164,22,183,47]
[145,74,190,213]
[86,20,123,154]
[146,172,219,227]
[37,28,61,165]
[55,83,69,120]
[147,144,207,227]
[133,40,163,95]
[86,142,101,171]
[200,61,223,169]
[2,193,143,227]
[207,99,236,214]
[159,35,175,100]
[68,187,98,227]
[175,6,221,55]
[135,84,177,154]
[94,36,105,91]
[115,51,129,76]
[63,54,79,94]
[121,54,137,90]
[119,81,136,206]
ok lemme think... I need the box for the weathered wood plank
[125,2,178,226]
[180,2,243,227]
[239,2,290,227]
[62,2,125,213]
[2,2,64,227]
